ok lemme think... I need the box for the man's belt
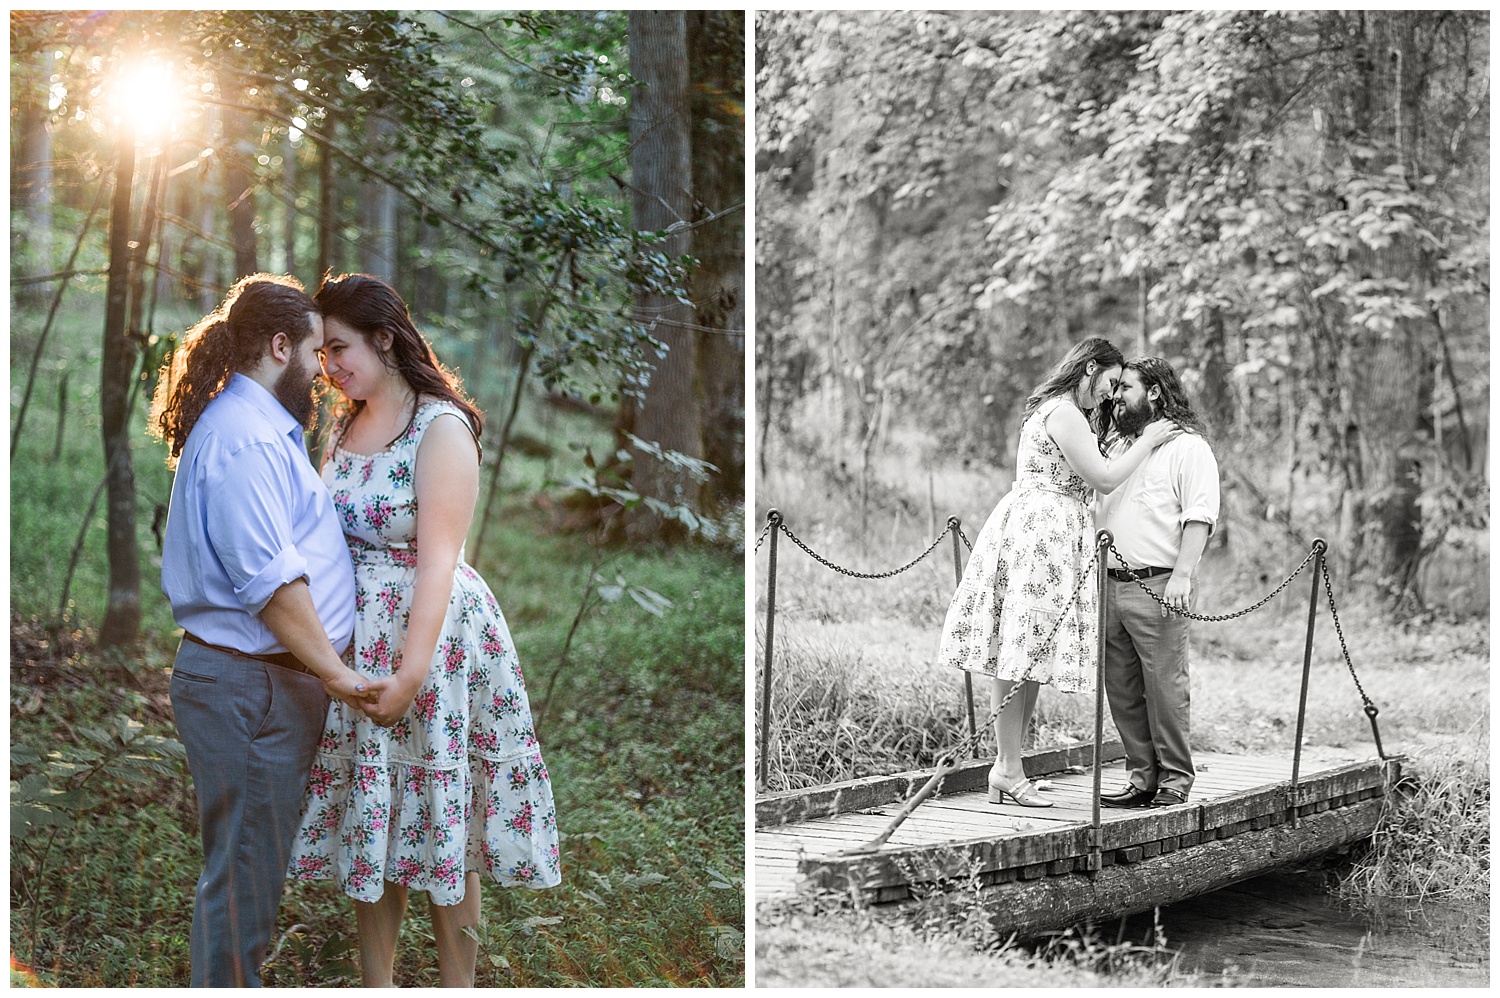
[182,631,314,676]
[1107,565,1173,582]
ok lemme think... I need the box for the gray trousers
[169,639,329,987]
[1103,574,1195,797]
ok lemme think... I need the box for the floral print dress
[938,396,1098,693]
[288,401,561,904]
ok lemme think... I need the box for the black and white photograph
[752,9,1487,987]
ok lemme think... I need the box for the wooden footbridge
[754,514,1399,939]
[755,741,1400,939]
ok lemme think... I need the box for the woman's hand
[322,665,382,712]
[361,674,421,728]
[1140,418,1182,449]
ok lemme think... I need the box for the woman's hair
[1122,356,1211,440]
[313,273,484,449]
[1023,336,1124,451]
[149,273,319,467]
[1023,336,1124,417]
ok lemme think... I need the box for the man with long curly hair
[149,273,381,986]
[1095,356,1220,811]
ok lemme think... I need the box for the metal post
[949,516,975,744]
[1089,528,1112,873]
[1289,537,1327,828]
[756,509,783,794]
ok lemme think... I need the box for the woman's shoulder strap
[412,399,482,459]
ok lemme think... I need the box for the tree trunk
[830,191,889,448]
[625,11,702,535]
[223,106,260,279]
[1345,11,1428,596]
[282,138,298,275]
[99,144,142,646]
[686,11,746,508]
[189,108,220,312]
[13,51,54,309]
[1199,307,1233,436]
[318,113,337,280]
[358,114,399,282]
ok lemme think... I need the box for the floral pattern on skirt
[288,402,561,904]
[938,396,1098,693]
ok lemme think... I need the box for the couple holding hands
[153,273,560,987]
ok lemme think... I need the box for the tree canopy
[757,10,1487,604]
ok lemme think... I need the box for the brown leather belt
[182,631,313,676]
[1107,565,1173,582]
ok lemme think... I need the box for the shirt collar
[223,372,303,440]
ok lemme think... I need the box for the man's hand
[322,665,383,712]
[1162,573,1193,615]
[361,675,421,728]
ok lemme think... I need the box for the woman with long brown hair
[938,336,1177,807]
[286,274,560,987]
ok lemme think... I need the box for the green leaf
[519,915,564,932]
[626,586,672,617]
[619,872,669,889]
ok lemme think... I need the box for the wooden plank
[1289,759,1391,806]
[876,799,1385,940]
[1095,807,1199,851]
[756,741,1124,827]
[800,823,1095,892]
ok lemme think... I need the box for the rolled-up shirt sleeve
[1175,436,1221,533]
[205,440,309,614]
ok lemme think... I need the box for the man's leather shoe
[1098,784,1155,808]
[1149,788,1188,807]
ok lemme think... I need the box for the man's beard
[273,353,321,429]
[1114,395,1156,438]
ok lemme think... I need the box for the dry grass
[755,891,1227,988]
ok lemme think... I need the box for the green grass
[10,297,745,987]
[753,441,1488,985]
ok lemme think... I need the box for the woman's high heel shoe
[987,775,1054,808]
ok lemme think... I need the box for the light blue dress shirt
[161,374,356,656]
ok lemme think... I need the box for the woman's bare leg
[353,882,410,987]
[429,872,482,987]
[991,678,1037,784]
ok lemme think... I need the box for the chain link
[753,517,773,553]
[1106,542,1319,622]
[956,525,973,553]
[1321,560,1375,710]
[941,542,1103,765]
[776,519,953,580]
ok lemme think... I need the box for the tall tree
[12,49,54,308]
[625,11,702,530]
[98,140,142,645]
[222,104,259,279]
[686,10,747,510]
[358,113,399,282]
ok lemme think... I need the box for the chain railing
[753,509,968,791]
[755,508,1390,854]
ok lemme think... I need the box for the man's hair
[1124,356,1211,441]
[148,274,318,466]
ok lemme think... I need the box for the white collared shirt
[160,374,356,655]
[1095,430,1220,570]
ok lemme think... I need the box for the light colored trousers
[1103,573,1195,797]
[169,639,329,987]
